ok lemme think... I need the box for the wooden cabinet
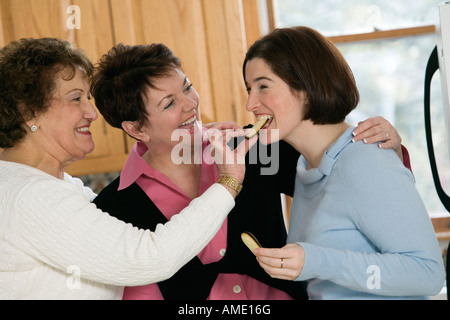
[432,215,450,240]
[0,0,259,176]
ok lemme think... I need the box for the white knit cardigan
[0,161,234,299]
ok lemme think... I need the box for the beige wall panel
[223,0,254,126]
[109,0,140,45]
[202,0,253,126]
[202,0,235,123]
[0,2,5,47]
[242,0,262,48]
[0,0,71,43]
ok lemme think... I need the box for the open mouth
[245,115,273,139]
[75,125,91,135]
[255,115,273,129]
[179,115,197,130]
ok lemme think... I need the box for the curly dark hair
[90,43,181,131]
[0,37,93,148]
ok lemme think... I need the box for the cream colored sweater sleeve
[8,170,234,287]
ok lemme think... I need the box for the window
[270,0,450,214]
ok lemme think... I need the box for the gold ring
[281,258,284,269]
[385,131,389,140]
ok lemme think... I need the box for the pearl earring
[30,125,38,132]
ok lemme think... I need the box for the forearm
[15,181,234,286]
[297,242,444,296]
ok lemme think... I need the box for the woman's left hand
[254,243,305,281]
[352,116,403,161]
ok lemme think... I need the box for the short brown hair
[243,26,359,124]
[0,37,93,148]
[90,43,181,131]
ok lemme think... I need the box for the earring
[30,125,38,132]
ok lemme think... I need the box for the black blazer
[93,140,308,300]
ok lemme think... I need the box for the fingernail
[352,130,357,137]
[351,138,355,143]
[363,139,367,144]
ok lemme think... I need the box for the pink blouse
[117,140,292,300]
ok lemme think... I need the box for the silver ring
[281,258,284,269]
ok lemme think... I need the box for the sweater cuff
[295,242,341,282]
[205,183,235,214]
[295,242,317,281]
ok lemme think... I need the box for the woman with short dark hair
[247,26,445,299]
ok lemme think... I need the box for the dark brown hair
[90,43,181,131]
[243,26,359,124]
[0,37,93,148]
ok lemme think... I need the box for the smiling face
[244,58,307,145]
[32,67,97,166]
[130,68,201,154]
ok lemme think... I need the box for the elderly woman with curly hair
[0,37,251,299]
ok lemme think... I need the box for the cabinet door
[202,0,253,127]
[0,0,70,44]
[0,0,128,175]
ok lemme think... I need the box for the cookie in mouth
[245,117,271,139]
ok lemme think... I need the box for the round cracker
[241,232,261,255]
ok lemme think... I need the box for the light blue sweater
[287,127,445,299]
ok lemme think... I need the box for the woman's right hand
[254,243,305,281]
[205,122,258,196]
